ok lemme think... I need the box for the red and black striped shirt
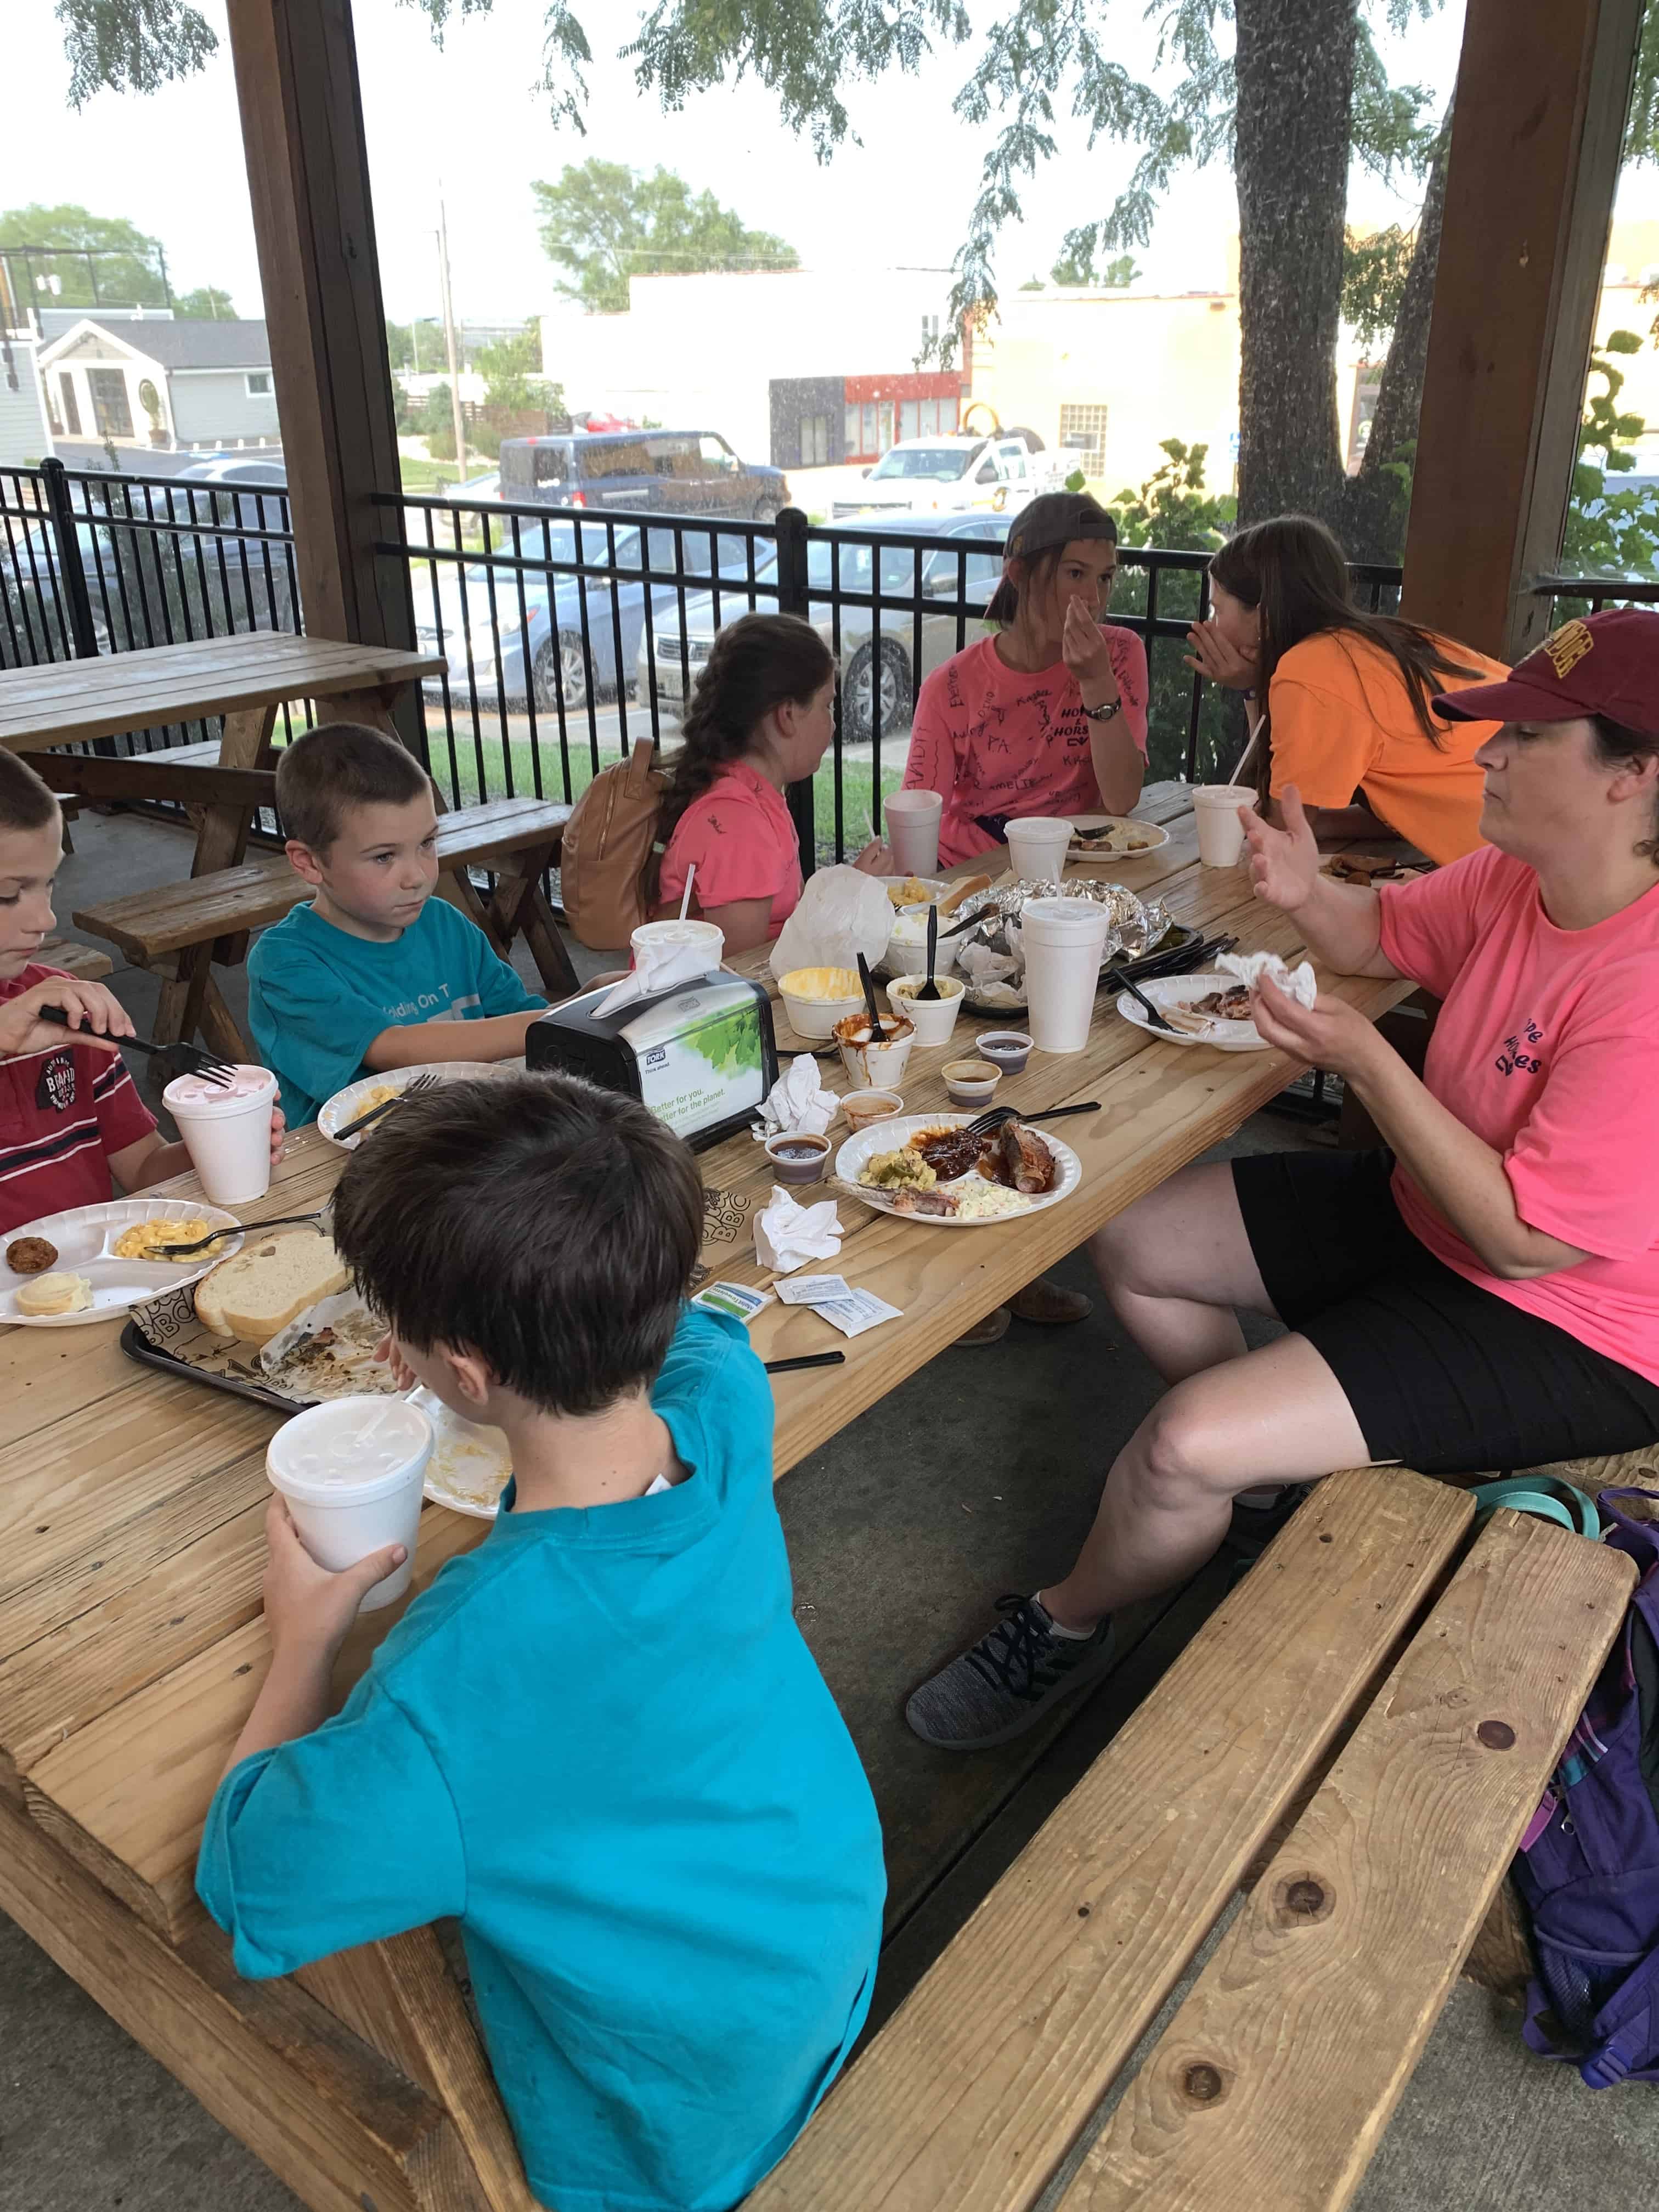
[1,966,155,1235]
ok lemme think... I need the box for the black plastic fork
[40,1004,237,1086]
[962,1101,1103,1137]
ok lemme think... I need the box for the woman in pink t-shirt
[656,613,886,954]
[907,608,1659,1751]
[902,492,1149,868]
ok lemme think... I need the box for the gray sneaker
[905,1594,1116,1751]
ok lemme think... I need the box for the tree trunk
[1234,0,1359,526]
[1341,100,1456,561]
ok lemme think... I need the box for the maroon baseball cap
[1434,608,1659,737]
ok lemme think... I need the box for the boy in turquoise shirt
[248,721,548,1124]
[196,1071,885,2212]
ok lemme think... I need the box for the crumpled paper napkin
[592,933,721,1018]
[1216,950,1318,1009]
[754,1054,839,1141]
[755,1187,843,1273]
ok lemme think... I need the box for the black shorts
[1233,1148,1659,1475]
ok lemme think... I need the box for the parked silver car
[638,514,1008,742]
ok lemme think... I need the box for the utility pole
[437,193,466,482]
[410,314,421,374]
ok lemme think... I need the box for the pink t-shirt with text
[902,630,1150,868]
[1378,845,1659,1383]
[657,758,803,931]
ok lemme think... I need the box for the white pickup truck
[832,433,1066,520]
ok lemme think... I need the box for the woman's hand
[1249,972,1383,1083]
[850,837,893,876]
[1242,784,1321,913]
[1184,619,1258,692]
[0,974,133,1062]
[1062,597,1119,697]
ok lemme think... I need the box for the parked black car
[498,431,787,521]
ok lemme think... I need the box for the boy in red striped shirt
[0,752,282,1235]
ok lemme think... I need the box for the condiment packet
[774,1274,853,1306]
[691,1282,772,1324]
[804,1288,903,1339]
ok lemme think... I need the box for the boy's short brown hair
[330,1071,704,1417]
[0,750,62,836]
[275,722,432,855]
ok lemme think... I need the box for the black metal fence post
[41,459,99,662]
[774,504,816,877]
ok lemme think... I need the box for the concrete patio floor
[3,804,1652,2211]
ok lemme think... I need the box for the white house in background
[0,329,52,465]
[540,266,959,464]
[35,315,279,452]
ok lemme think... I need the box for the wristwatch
[1082,697,1122,724]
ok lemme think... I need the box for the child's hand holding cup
[163,1063,281,1204]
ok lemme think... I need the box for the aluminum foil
[953,880,1170,995]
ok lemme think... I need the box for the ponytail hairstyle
[985,495,1119,627]
[1209,514,1488,807]
[661,612,835,831]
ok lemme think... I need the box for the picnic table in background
[0,781,1418,2212]
[0,633,578,1055]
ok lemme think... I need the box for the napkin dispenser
[526,974,779,1149]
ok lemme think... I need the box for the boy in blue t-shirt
[196,1070,885,2212]
[248,721,549,1124]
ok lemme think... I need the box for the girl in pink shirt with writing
[657,614,886,955]
[909,607,1659,1751]
[901,492,1149,867]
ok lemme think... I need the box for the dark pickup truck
[498,430,787,519]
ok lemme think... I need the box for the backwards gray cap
[1002,490,1119,560]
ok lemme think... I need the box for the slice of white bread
[195,1232,349,1346]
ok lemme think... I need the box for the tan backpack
[559,736,673,950]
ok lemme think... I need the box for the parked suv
[498,431,787,521]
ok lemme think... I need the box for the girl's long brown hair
[1209,515,1487,804]
[660,612,834,833]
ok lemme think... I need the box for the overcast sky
[7,0,1653,324]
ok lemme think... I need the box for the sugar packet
[774,1274,853,1306]
[803,1287,903,1339]
[691,1281,772,1325]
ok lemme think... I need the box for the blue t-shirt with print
[196,1308,885,2212]
[247,896,545,1125]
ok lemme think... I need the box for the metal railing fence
[16,456,1629,873]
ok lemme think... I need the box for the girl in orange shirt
[1186,514,1506,863]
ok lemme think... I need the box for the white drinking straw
[1228,712,1266,787]
[679,862,696,921]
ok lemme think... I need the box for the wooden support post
[1400,0,1646,658]
[223,0,421,746]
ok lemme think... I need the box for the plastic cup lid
[268,1395,433,1504]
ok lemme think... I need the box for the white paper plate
[1067,815,1171,861]
[405,1385,512,1519]
[1114,973,1271,1052]
[319,1062,514,1150]
[1,1195,245,1328]
[877,875,952,908]
[834,1112,1082,1227]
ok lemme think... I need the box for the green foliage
[531,159,798,313]
[1048,245,1140,287]
[1019,275,1046,291]
[385,319,444,374]
[475,322,548,410]
[1559,331,1659,583]
[685,1005,764,1079]
[0,202,167,307]
[55,0,217,106]
[174,284,233,318]
[1341,224,1414,352]
[1109,438,1240,781]
[1622,0,1659,167]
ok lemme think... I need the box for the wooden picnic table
[0,633,581,1053]
[0,785,1417,2212]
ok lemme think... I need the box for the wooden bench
[67,790,578,1059]
[748,1470,1635,2212]
[37,935,112,982]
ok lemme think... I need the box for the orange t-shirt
[1266,629,1508,863]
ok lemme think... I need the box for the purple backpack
[1513,1488,1659,2086]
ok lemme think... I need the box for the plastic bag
[769,866,894,981]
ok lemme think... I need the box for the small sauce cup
[841,1087,905,1135]
[763,1132,831,1186]
[943,1059,1002,1108]
[977,1030,1034,1075]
